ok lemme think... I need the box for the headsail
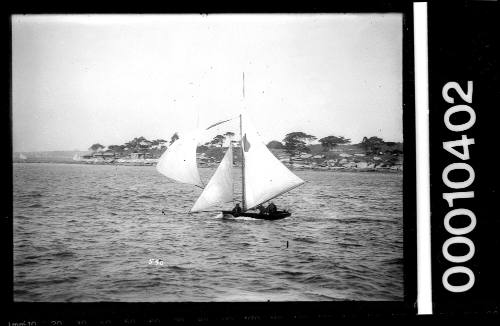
[241,115,305,209]
[156,130,203,187]
[191,145,234,212]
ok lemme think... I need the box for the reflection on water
[13,163,403,301]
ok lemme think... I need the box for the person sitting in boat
[266,202,277,214]
[232,203,242,216]
[256,204,266,215]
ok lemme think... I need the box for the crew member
[232,203,242,216]
[267,202,277,214]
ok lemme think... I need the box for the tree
[108,145,124,153]
[282,132,316,155]
[211,134,226,147]
[267,140,284,149]
[89,143,105,152]
[151,139,165,147]
[123,136,153,152]
[361,136,385,153]
[138,138,152,150]
[223,132,235,139]
[318,136,351,150]
[170,132,179,145]
[151,139,167,150]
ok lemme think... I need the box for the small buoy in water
[286,241,289,248]
[161,209,166,215]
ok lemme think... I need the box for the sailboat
[19,153,27,160]
[156,73,305,220]
[156,114,305,220]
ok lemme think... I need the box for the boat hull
[222,210,291,220]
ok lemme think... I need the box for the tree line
[267,132,393,155]
[88,133,181,153]
[89,131,396,155]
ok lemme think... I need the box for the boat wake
[224,215,258,221]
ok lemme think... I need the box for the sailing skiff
[156,113,304,220]
[156,73,304,219]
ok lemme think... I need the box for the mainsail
[156,130,203,187]
[190,145,233,212]
[241,115,305,210]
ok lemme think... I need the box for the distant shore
[13,160,403,173]
[13,143,403,173]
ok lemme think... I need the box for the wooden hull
[222,210,291,220]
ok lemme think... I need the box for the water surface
[13,163,403,301]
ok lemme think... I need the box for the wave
[292,237,316,244]
[334,217,397,225]
[168,265,188,272]
[274,270,306,277]
[15,260,38,267]
[385,257,404,265]
[27,203,44,208]
[79,195,99,200]
[28,192,43,197]
[16,276,79,287]
[52,251,75,258]
[303,274,333,284]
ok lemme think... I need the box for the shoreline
[13,160,403,173]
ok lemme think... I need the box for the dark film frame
[428,1,500,315]
[3,2,417,323]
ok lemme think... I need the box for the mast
[240,114,246,210]
[240,72,246,210]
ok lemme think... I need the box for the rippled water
[13,163,403,302]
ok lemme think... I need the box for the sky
[12,14,403,152]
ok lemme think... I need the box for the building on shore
[130,152,146,159]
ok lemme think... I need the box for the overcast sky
[12,14,402,152]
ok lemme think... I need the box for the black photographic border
[3,2,417,323]
[428,1,500,316]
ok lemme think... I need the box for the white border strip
[414,2,433,315]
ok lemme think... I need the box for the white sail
[191,145,233,212]
[72,153,80,161]
[19,153,27,160]
[241,115,305,209]
[156,130,203,187]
